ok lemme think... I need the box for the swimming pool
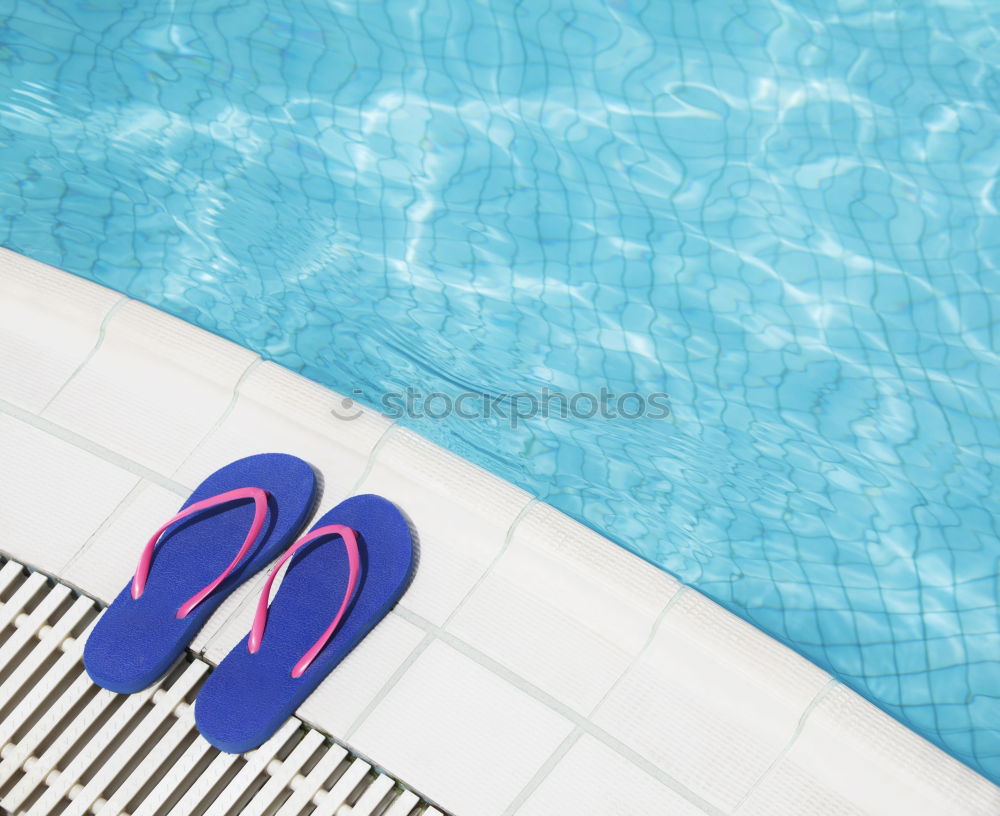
[2,0,998,783]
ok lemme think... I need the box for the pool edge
[1,247,996,816]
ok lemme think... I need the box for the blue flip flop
[84,453,318,693]
[195,494,414,753]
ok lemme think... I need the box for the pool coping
[1,246,997,816]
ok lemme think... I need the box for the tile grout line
[585,584,690,722]
[439,496,538,630]
[591,728,726,816]
[194,573,270,661]
[339,495,537,743]
[730,677,840,814]
[168,356,263,481]
[389,604,728,816]
[0,396,191,496]
[58,478,149,581]
[341,630,436,741]
[346,419,400,498]
[37,295,128,416]
[500,727,582,816]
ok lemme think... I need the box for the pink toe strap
[131,487,270,620]
[248,524,361,678]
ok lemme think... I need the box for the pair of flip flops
[83,453,414,753]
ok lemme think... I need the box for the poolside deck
[1,246,997,816]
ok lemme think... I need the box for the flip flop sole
[84,453,318,693]
[195,494,414,753]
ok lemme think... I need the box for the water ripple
[2,0,1000,780]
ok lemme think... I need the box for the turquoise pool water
[2,0,999,781]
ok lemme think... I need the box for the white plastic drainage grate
[0,556,445,816]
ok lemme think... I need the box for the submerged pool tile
[43,300,257,475]
[3,0,1000,778]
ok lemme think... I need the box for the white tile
[449,576,630,716]
[0,414,138,575]
[43,300,257,474]
[355,427,533,625]
[593,589,831,812]
[350,640,573,816]
[0,248,121,413]
[517,735,708,816]
[61,480,183,603]
[734,754,869,816]
[191,572,267,656]
[297,613,426,737]
[739,684,1000,816]
[199,574,268,662]
[736,762,872,816]
[191,565,268,665]
[173,361,391,497]
[448,502,679,714]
